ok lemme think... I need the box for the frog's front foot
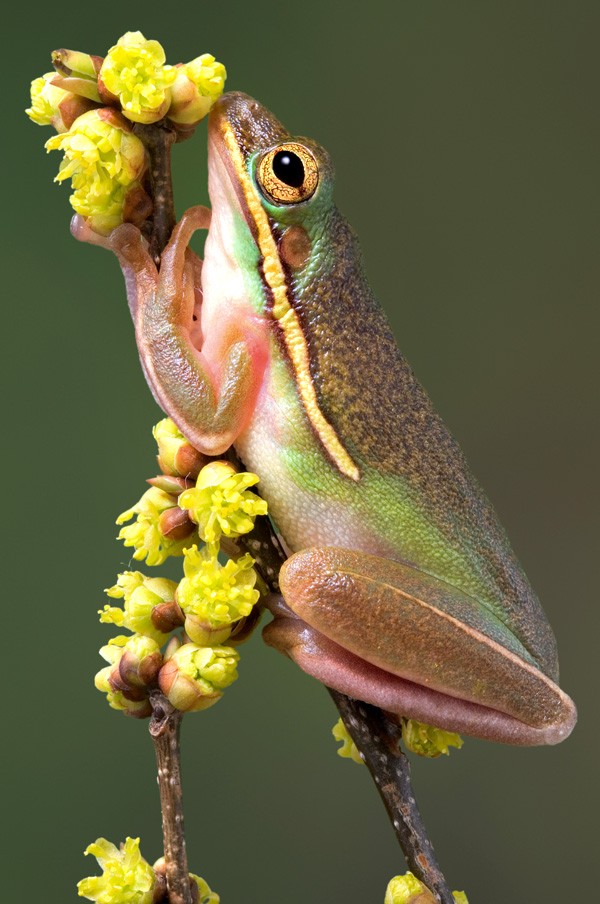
[71,208,267,456]
[263,547,577,746]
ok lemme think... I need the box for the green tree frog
[75,92,576,746]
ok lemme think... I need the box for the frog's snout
[209,91,290,159]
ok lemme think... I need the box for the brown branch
[134,122,177,266]
[149,693,193,904]
[329,692,455,904]
[136,122,190,904]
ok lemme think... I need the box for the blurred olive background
[3,2,598,902]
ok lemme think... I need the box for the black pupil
[272,150,305,188]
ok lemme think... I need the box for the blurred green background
[3,2,598,902]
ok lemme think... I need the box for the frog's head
[201,91,338,325]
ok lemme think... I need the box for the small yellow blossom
[78,836,156,904]
[100,31,176,124]
[27,72,70,127]
[385,873,429,904]
[46,108,146,186]
[179,461,268,544]
[158,642,239,712]
[101,572,178,643]
[45,108,147,233]
[401,719,464,758]
[117,487,192,566]
[168,54,227,126]
[385,873,468,904]
[177,545,260,644]
[332,718,363,765]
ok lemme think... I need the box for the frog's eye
[257,143,319,204]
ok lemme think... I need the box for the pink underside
[262,612,576,747]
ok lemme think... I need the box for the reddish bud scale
[108,666,148,701]
[157,443,209,480]
[158,506,196,540]
[148,474,195,494]
[119,649,163,688]
[151,600,185,633]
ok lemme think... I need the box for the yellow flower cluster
[95,419,266,718]
[179,460,268,545]
[177,546,260,644]
[100,32,177,124]
[78,837,219,904]
[45,109,148,234]
[27,72,70,127]
[27,31,227,234]
[78,837,155,904]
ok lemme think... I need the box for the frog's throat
[208,96,360,482]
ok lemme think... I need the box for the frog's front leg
[263,547,577,747]
[72,207,268,456]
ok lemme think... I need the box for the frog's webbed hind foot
[263,546,577,746]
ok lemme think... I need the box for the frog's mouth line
[262,598,576,747]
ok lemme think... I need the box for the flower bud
[401,719,463,758]
[99,31,177,124]
[118,634,162,688]
[147,474,194,495]
[94,664,152,718]
[158,643,238,713]
[158,505,196,542]
[78,836,156,903]
[101,572,179,644]
[50,49,103,104]
[385,874,437,904]
[52,48,102,80]
[178,461,268,544]
[152,418,208,479]
[26,72,97,132]
[167,54,226,128]
[116,486,193,566]
[150,599,184,634]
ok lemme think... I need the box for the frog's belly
[234,371,392,557]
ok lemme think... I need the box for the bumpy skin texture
[78,92,576,745]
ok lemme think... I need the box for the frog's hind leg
[263,546,576,746]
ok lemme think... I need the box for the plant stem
[137,122,190,904]
[150,693,193,904]
[134,122,177,266]
[329,691,455,904]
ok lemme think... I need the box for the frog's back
[237,206,558,681]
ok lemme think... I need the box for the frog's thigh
[264,546,576,746]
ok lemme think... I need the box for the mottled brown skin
[216,93,558,684]
[290,210,559,681]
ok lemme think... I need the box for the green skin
[75,92,576,746]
